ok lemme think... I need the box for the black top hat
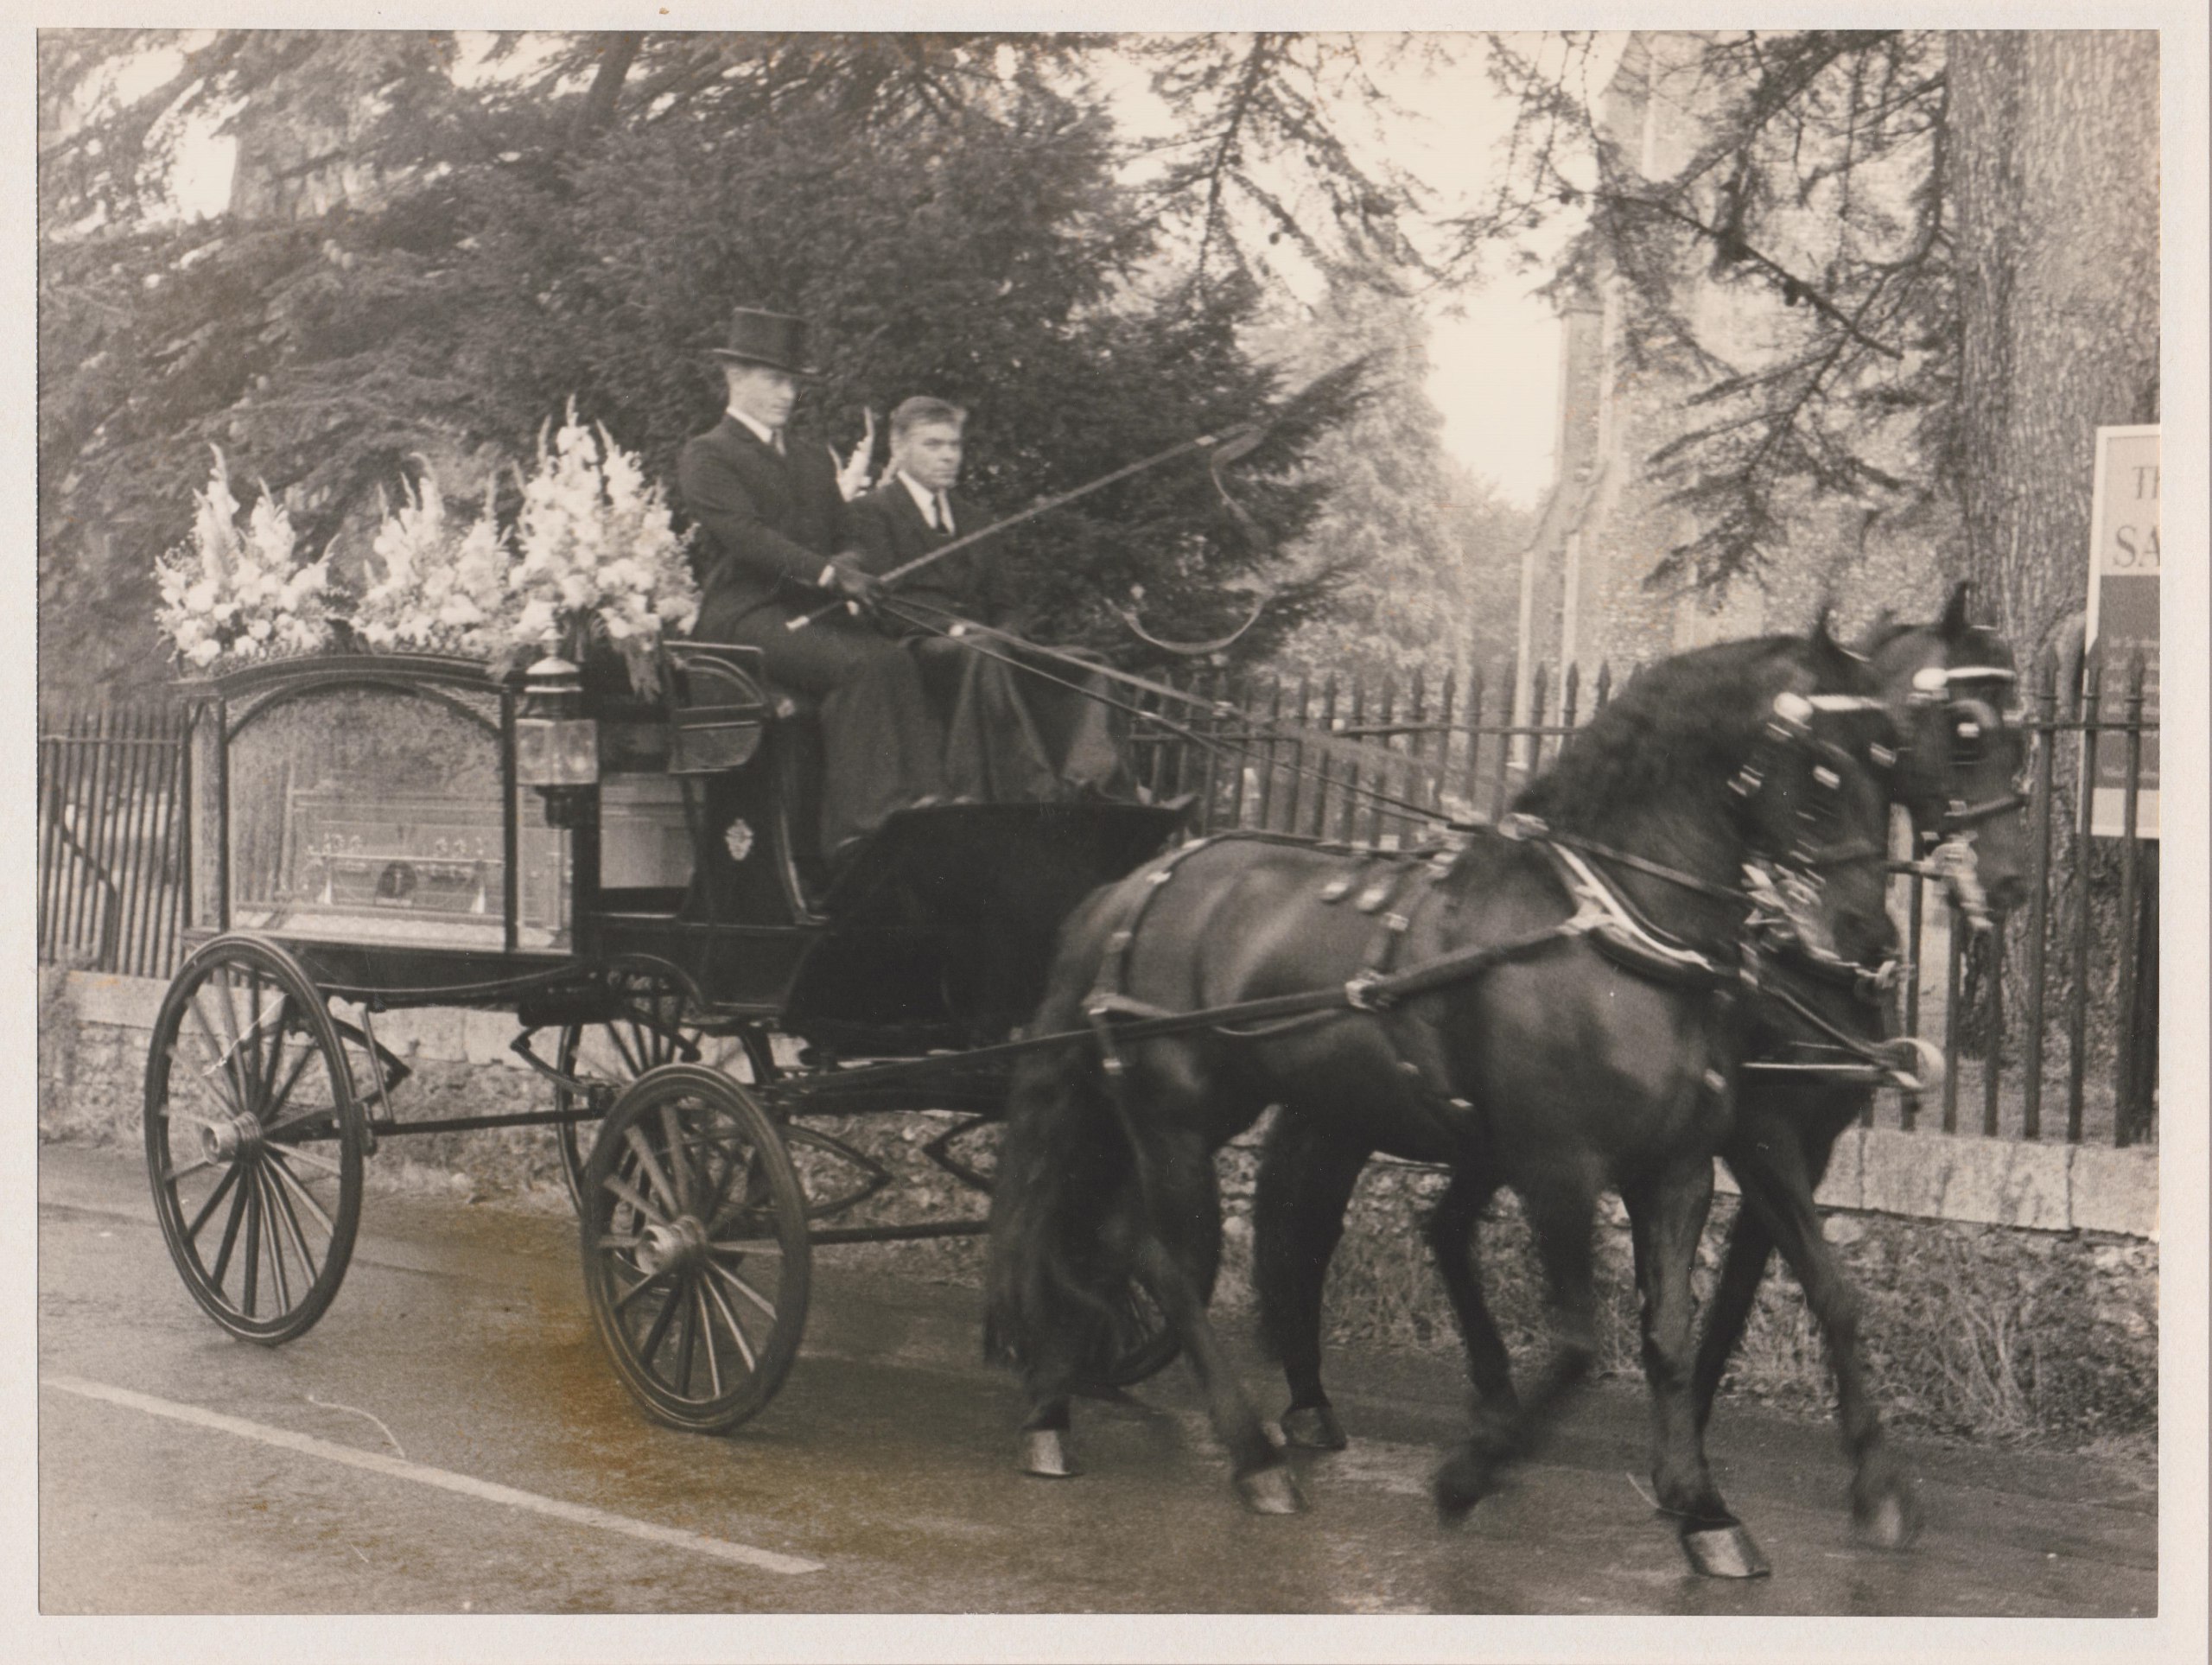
[709,308,817,376]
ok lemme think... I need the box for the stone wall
[43,969,2158,1447]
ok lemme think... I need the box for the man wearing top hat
[679,308,945,871]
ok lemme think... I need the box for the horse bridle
[1730,690,1895,876]
[1906,664,2031,836]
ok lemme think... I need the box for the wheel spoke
[187,996,249,1113]
[606,1021,645,1080]
[707,1256,779,1320]
[182,1161,244,1243]
[256,1168,294,1311]
[621,1126,682,1218]
[264,1149,337,1237]
[247,996,297,1112]
[610,1266,673,1313]
[264,1165,323,1285]
[633,1277,683,1376]
[209,1172,250,1287]
[259,1033,319,1127]
[671,1275,700,1395]
[261,1137,342,1176]
[701,1269,758,1372]
[601,1168,671,1229]
[241,970,269,1103]
[705,1149,771,1237]
[630,1014,669,1071]
[162,1153,221,1185]
[168,1051,243,1128]
[217,970,267,1109]
[240,1173,262,1316]
[693,1282,724,1398]
[707,1241,786,1257]
[658,1102,694,1213]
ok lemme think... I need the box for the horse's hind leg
[1624,1158,1769,1579]
[1136,1126,1305,1514]
[1016,1331,1087,1478]
[1253,1113,1366,1450]
[1435,1178,1595,1519]
[1730,1120,1919,1549]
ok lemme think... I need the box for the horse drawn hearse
[142,582,2031,1579]
[145,642,1187,1428]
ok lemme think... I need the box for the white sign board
[2083,425,2158,838]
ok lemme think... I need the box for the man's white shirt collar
[728,407,781,448]
[898,470,953,533]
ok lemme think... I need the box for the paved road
[38,1142,2156,1617]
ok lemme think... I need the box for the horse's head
[1860,581,2031,923]
[1728,617,1903,972]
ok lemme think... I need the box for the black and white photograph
[23,5,2206,1657]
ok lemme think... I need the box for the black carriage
[144,645,1183,1431]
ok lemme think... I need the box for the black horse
[1251,585,2031,1559]
[983,623,1899,1573]
[1685,586,2031,1541]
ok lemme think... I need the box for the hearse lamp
[517,656,599,826]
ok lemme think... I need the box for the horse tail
[983,896,1142,1376]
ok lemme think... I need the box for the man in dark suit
[849,397,1133,803]
[679,310,944,869]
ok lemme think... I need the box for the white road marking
[42,1375,824,1576]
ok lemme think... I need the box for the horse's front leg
[1424,1161,1518,1432]
[1625,1157,1770,1578]
[1729,1119,1919,1549]
[1252,1112,1367,1450]
[1691,1178,1777,1430]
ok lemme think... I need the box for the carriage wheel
[581,1065,811,1433]
[1092,1276,1180,1389]
[143,935,365,1344]
[551,964,773,1210]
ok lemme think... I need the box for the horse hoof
[1853,1489,1921,1551]
[1280,1404,1349,1451]
[1681,1522,1771,1579]
[1020,1428,1081,1478]
[1236,1464,1306,1516]
[1433,1450,1499,1522]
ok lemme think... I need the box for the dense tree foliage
[39,31,1408,697]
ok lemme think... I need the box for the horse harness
[1077,690,1913,1122]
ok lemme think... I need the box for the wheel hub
[198,1110,264,1164]
[634,1215,708,1275]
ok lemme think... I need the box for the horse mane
[1863,615,2018,672]
[1512,635,1809,834]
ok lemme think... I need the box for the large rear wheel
[551,962,772,1210]
[580,1065,811,1433]
[143,934,365,1344]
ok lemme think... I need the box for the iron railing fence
[38,646,2158,1146]
[37,697,190,981]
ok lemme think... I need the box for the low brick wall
[42,969,2158,1447]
